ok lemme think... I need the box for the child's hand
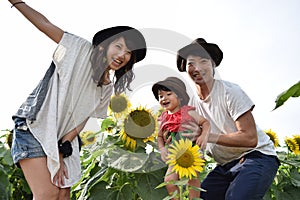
[160,147,168,162]
[162,130,172,145]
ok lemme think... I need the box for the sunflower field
[0,85,300,199]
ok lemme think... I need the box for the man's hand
[196,134,208,150]
[181,121,202,142]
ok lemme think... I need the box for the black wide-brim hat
[152,77,190,105]
[92,26,147,63]
[177,38,223,72]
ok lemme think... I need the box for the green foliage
[274,81,300,110]
[1,87,300,199]
[0,130,32,200]
[263,151,300,200]
[71,117,169,200]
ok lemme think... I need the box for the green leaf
[162,190,177,200]
[135,169,168,200]
[0,169,9,200]
[79,166,108,197]
[156,181,168,189]
[278,157,300,167]
[100,118,116,132]
[102,147,148,172]
[88,181,115,200]
[3,150,13,166]
[89,181,134,200]
[290,168,300,187]
[172,178,189,186]
[189,184,206,192]
[274,81,300,110]
[116,183,134,200]
[101,147,166,173]
[277,184,300,200]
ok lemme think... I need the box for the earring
[98,46,104,51]
[102,57,107,64]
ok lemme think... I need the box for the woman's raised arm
[9,1,64,43]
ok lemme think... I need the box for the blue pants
[200,151,279,200]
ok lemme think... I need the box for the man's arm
[208,110,258,147]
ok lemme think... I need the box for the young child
[152,76,210,199]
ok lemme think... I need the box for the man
[176,38,279,200]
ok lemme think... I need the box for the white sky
[1,0,299,144]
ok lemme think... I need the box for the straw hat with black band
[177,38,223,72]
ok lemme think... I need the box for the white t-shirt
[27,32,113,187]
[190,79,276,165]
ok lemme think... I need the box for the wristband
[58,140,73,158]
[11,1,25,8]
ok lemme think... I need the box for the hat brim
[152,79,190,106]
[177,42,223,72]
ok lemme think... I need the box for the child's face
[158,90,181,113]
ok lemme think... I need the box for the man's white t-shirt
[27,32,113,187]
[190,79,276,165]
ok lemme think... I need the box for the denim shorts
[11,117,46,166]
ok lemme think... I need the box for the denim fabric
[200,151,279,200]
[11,117,46,165]
[13,62,55,121]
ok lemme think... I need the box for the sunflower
[143,132,157,143]
[292,134,300,147]
[108,93,131,118]
[156,106,164,118]
[123,106,157,139]
[284,137,300,155]
[119,106,158,150]
[166,139,205,180]
[264,129,279,147]
[119,129,137,151]
[6,130,13,149]
[2,129,13,149]
[80,131,97,146]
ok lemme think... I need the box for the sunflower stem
[179,184,183,200]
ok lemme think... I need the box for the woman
[8,1,147,199]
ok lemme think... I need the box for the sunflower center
[87,136,95,142]
[176,150,194,168]
[124,109,156,138]
[294,137,300,147]
[130,110,151,126]
[110,96,128,113]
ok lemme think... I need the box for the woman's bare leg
[58,188,71,200]
[19,157,59,200]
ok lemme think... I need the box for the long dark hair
[90,36,136,94]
